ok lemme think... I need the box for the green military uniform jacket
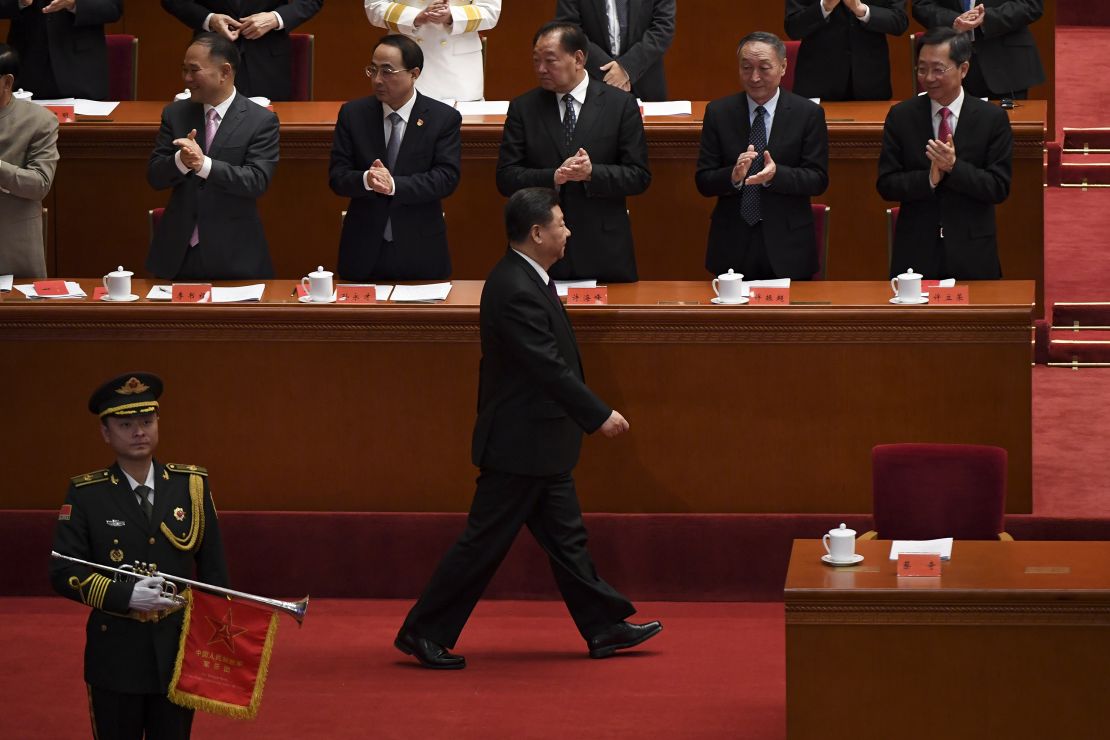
[50,460,229,694]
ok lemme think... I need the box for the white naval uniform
[365,0,501,102]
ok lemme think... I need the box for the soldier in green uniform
[50,372,229,740]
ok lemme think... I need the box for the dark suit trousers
[402,471,636,648]
[965,54,1028,100]
[737,222,776,281]
[88,685,194,740]
[174,244,207,281]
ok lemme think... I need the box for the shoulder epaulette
[166,463,208,477]
[71,469,110,488]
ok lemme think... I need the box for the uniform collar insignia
[106,519,126,527]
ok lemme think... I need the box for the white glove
[128,576,179,612]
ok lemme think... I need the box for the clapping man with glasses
[329,34,461,282]
[877,26,1012,281]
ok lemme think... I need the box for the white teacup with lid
[891,267,922,302]
[102,266,133,300]
[712,268,744,303]
[822,523,857,563]
[13,88,33,101]
[301,266,333,302]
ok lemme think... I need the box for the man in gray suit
[147,32,279,280]
[0,44,58,278]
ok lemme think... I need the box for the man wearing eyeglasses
[330,34,461,281]
[912,0,1044,100]
[877,26,1012,280]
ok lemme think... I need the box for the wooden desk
[785,539,1110,740]
[0,280,1033,514]
[48,101,1045,311]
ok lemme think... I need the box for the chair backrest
[106,34,137,101]
[1062,127,1110,154]
[148,208,165,242]
[783,40,800,92]
[872,443,1008,540]
[1046,141,1062,187]
[289,33,315,102]
[909,32,924,95]
[885,206,899,273]
[810,203,829,280]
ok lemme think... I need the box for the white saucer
[889,296,929,305]
[100,294,140,302]
[821,553,864,566]
[710,296,749,305]
[298,292,337,304]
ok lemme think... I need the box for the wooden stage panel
[785,539,1110,740]
[49,101,1046,317]
[0,280,1033,515]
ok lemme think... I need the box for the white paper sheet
[14,281,87,299]
[739,278,791,298]
[889,538,954,561]
[211,284,265,303]
[390,282,452,302]
[0,275,13,291]
[248,97,272,108]
[32,98,119,116]
[554,280,597,297]
[921,278,956,297]
[640,100,692,116]
[455,100,510,116]
[147,285,173,300]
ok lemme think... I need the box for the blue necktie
[741,105,767,226]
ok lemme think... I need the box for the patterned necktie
[741,105,767,226]
[384,112,402,241]
[135,484,153,521]
[606,0,621,55]
[938,107,953,142]
[189,108,220,248]
[563,94,577,147]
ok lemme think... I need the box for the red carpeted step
[1052,301,1110,328]
[1048,338,1110,365]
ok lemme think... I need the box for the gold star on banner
[206,607,248,653]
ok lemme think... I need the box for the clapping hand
[598,410,630,438]
[366,159,395,194]
[416,1,452,27]
[238,12,279,40]
[732,145,760,187]
[954,4,986,33]
[210,14,241,41]
[600,61,631,92]
[744,149,777,186]
[926,134,956,185]
[555,148,593,185]
[41,0,76,12]
[173,129,205,172]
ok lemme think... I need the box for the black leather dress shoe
[394,629,466,669]
[587,620,663,659]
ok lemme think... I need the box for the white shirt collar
[121,463,155,492]
[930,87,966,122]
[512,248,551,285]
[204,88,236,121]
[747,87,781,120]
[384,91,418,123]
[561,73,591,107]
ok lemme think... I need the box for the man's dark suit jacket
[877,92,1012,279]
[50,461,228,694]
[785,0,909,101]
[329,92,461,281]
[146,91,280,279]
[0,0,122,100]
[496,79,650,282]
[161,0,323,101]
[471,250,611,476]
[554,0,675,102]
[695,90,829,279]
[912,0,1044,97]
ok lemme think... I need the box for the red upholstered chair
[783,40,799,92]
[885,206,899,272]
[106,34,138,101]
[1062,127,1110,154]
[1045,141,1062,187]
[810,203,830,280]
[148,208,164,242]
[862,443,1012,541]
[289,33,315,101]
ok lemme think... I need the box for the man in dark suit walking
[554,0,675,102]
[785,0,909,101]
[912,0,1044,99]
[497,21,650,283]
[0,0,122,100]
[330,34,461,282]
[395,187,662,670]
[695,31,829,280]
[877,26,1012,279]
[147,33,279,280]
[161,0,323,101]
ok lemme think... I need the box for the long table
[785,539,1110,740]
[47,101,1046,311]
[1,279,1033,513]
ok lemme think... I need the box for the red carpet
[0,598,784,740]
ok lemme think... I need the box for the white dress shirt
[512,248,552,286]
[175,88,237,180]
[364,90,418,195]
[121,464,156,509]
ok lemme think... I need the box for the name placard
[33,280,68,296]
[45,105,75,124]
[897,553,943,577]
[749,287,791,306]
[171,283,212,303]
[928,287,969,305]
[337,285,376,304]
[567,287,608,305]
[92,287,108,300]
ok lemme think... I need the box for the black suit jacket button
[149,537,156,545]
